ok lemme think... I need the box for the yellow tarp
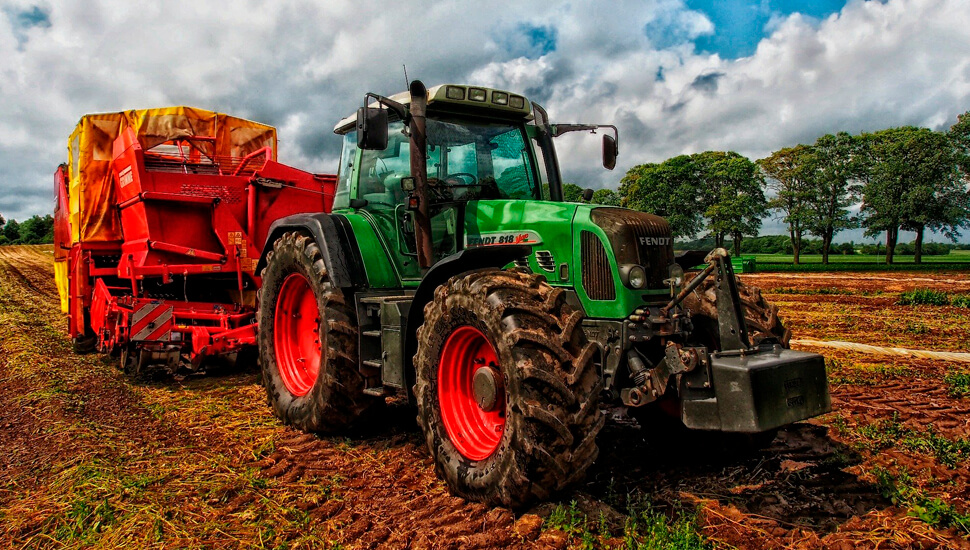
[55,261,68,313]
[66,106,277,244]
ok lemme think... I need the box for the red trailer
[55,107,334,375]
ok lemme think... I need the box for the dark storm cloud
[0,0,968,227]
[690,72,724,93]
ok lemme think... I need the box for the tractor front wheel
[682,275,791,348]
[415,270,603,508]
[258,232,378,433]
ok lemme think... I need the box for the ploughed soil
[2,244,970,549]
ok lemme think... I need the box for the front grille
[581,231,615,300]
[590,208,674,289]
[535,250,556,272]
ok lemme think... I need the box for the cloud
[689,72,725,93]
[0,0,967,244]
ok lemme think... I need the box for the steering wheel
[441,172,477,185]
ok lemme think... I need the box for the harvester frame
[55,107,336,374]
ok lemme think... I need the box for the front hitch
[624,248,832,430]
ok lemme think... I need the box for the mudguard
[256,213,365,290]
[402,244,532,394]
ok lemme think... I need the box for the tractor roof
[333,84,533,134]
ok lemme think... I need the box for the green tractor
[256,81,830,507]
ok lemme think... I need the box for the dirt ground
[2,244,970,549]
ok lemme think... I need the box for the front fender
[402,244,532,395]
[255,213,365,290]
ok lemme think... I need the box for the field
[750,251,970,272]
[3,244,970,549]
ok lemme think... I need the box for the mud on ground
[2,246,969,549]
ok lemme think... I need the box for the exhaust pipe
[408,80,434,269]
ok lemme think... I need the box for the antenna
[403,64,409,87]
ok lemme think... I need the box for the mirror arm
[363,93,410,124]
[551,124,618,146]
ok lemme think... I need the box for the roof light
[468,88,487,102]
[445,86,465,100]
[491,91,509,105]
[509,96,525,109]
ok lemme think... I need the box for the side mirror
[602,134,618,170]
[582,188,594,202]
[357,107,388,150]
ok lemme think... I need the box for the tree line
[679,234,966,256]
[590,110,970,264]
[0,213,55,245]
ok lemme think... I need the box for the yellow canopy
[65,106,277,244]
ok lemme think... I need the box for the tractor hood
[460,201,675,318]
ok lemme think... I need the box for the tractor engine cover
[589,207,674,290]
[681,347,831,433]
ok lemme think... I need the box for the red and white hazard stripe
[130,302,174,341]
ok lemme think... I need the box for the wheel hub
[472,365,503,412]
[273,272,321,397]
[437,325,506,461]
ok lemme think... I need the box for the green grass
[856,413,970,467]
[543,499,714,550]
[944,370,970,398]
[872,466,970,534]
[898,288,970,307]
[747,253,970,272]
[899,289,950,306]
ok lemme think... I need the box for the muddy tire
[72,333,97,354]
[682,274,791,348]
[414,270,604,508]
[257,232,378,433]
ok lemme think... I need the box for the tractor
[255,81,831,508]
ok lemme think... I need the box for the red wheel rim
[274,272,321,397]
[438,326,506,461]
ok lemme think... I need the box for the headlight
[620,264,647,289]
[667,263,684,286]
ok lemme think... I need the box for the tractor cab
[332,83,618,280]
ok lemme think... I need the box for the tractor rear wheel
[258,232,378,433]
[414,270,603,508]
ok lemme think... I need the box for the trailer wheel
[72,333,97,354]
[72,311,97,354]
[414,270,603,508]
[258,232,377,433]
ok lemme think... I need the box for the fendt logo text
[639,237,671,246]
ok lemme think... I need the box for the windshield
[356,118,541,204]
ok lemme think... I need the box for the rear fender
[256,213,365,290]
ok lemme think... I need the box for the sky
[1,0,968,243]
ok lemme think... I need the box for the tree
[590,188,621,206]
[803,132,860,264]
[0,212,5,228]
[859,129,907,263]
[619,156,707,239]
[562,183,584,202]
[950,110,970,176]
[862,127,969,264]
[18,215,55,245]
[695,151,766,256]
[2,219,20,243]
[758,145,814,264]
